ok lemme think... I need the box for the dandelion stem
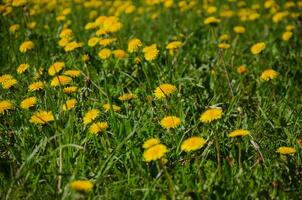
[159,159,175,200]
[238,142,242,168]
[215,138,221,176]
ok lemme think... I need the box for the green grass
[1,0,302,199]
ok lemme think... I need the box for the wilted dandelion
[181,136,206,152]
[160,116,181,129]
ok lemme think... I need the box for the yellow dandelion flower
[250,42,266,55]
[233,26,245,34]
[20,97,37,109]
[160,116,181,129]
[218,43,230,49]
[113,49,127,59]
[286,25,295,31]
[89,122,108,134]
[62,99,77,111]
[28,81,44,92]
[128,38,142,53]
[143,144,168,162]
[48,62,65,76]
[143,44,159,61]
[12,0,27,7]
[98,48,111,60]
[99,38,116,46]
[260,69,278,81]
[143,138,161,149]
[27,22,36,30]
[276,147,296,155]
[9,24,20,33]
[85,22,97,30]
[204,16,220,25]
[282,31,293,41]
[207,6,217,14]
[29,110,54,124]
[83,109,100,125]
[88,37,100,47]
[82,54,90,62]
[58,38,70,47]
[237,65,248,74]
[166,41,182,50]
[50,75,72,87]
[70,180,93,193]
[103,103,121,112]
[63,70,81,78]
[59,28,73,39]
[1,78,17,89]
[17,63,29,74]
[200,108,223,123]
[272,12,288,23]
[219,34,229,41]
[64,41,83,52]
[228,129,250,138]
[19,41,34,53]
[0,74,13,83]
[154,83,177,99]
[63,86,78,94]
[181,136,206,152]
[118,93,137,101]
[0,100,13,115]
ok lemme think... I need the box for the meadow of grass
[1,0,302,199]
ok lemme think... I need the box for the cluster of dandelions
[1,0,301,196]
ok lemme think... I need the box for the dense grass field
[1,0,302,199]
